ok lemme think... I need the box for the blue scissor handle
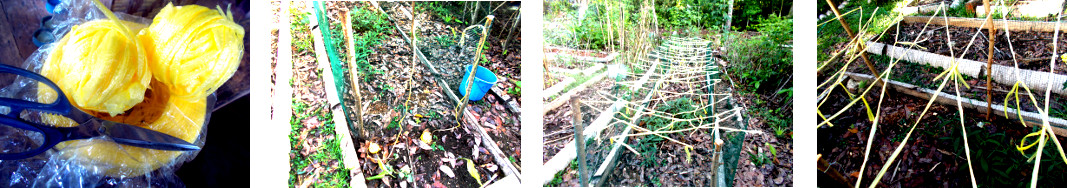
[0,64,80,160]
[0,64,72,116]
[0,114,66,160]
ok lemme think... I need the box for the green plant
[435,35,457,47]
[724,16,792,94]
[766,143,777,157]
[1053,101,1067,119]
[508,80,521,96]
[777,87,793,100]
[748,150,770,166]
[350,8,391,34]
[545,159,579,186]
[346,7,392,82]
[418,2,466,25]
[655,0,710,29]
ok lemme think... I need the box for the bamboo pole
[818,154,855,188]
[456,15,495,128]
[826,0,881,84]
[342,10,365,139]
[843,72,1067,135]
[572,97,588,187]
[308,4,367,186]
[984,0,994,121]
[901,16,1067,32]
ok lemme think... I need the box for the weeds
[349,7,392,82]
[545,159,580,186]
[748,150,770,167]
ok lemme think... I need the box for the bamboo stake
[826,0,881,85]
[342,10,365,139]
[572,97,588,187]
[818,154,855,188]
[455,15,495,128]
[984,0,994,121]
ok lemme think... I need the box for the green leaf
[767,143,777,157]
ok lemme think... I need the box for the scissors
[0,64,199,160]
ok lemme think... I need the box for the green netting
[705,39,746,187]
[313,2,352,131]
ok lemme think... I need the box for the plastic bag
[0,0,234,187]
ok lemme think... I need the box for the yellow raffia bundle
[138,3,245,100]
[31,0,242,177]
[41,19,150,116]
[41,81,206,177]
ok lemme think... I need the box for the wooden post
[572,97,588,187]
[826,0,881,85]
[342,11,365,139]
[983,0,994,121]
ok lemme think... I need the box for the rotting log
[489,86,522,116]
[897,0,965,15]
[271,4,296,186]
[544,46,620,63]
[843,72,1067,136]
[864,41,1067,96]
[583,64,605,76]
[460,107,523,179]
[307,5,367,187]
[901,15,1067,32]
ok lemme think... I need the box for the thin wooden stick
[984,0,994,121]
[341,10,365,139]
[826,0,881,85]
[572,97,587,187]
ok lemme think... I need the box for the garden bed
[818,82,1067,187]
[315,2,520,187]
[544,37,759,187]
[542,78,616,161]
[379,2,522,162]
[818,12,1067,188]
[855,16,1067,103]
[884,21,1067,72]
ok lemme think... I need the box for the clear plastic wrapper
[0,0,233,187]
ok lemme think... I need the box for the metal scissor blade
[97,120,201,151]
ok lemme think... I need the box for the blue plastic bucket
[459,65,497,101]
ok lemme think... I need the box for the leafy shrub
[655,0,726,30]
[571,8,612,50]
[724,16,792,94]
[351,8,391,34]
